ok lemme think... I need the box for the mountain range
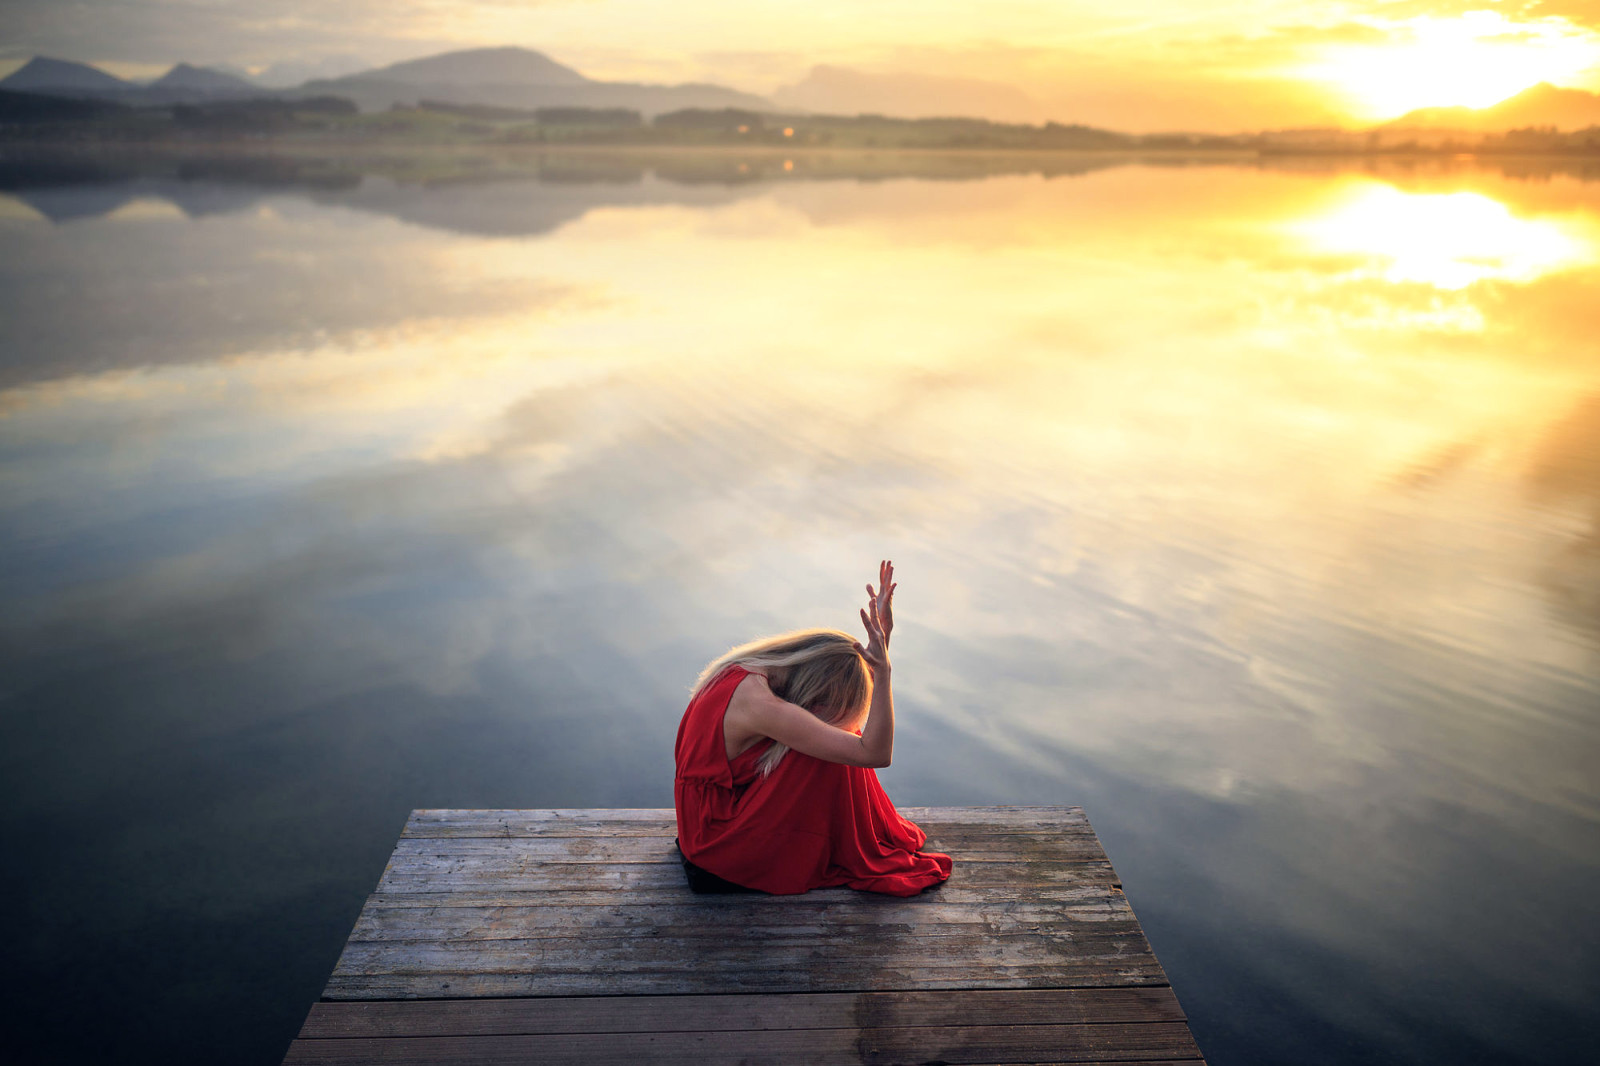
[2,56,130,93]
[0,49,768,117]
[1386,82,1600,132]
[4,49,1600,132]
[291,47,767,115]
[0,55,261,104]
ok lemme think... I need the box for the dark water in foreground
[1,149,1597,1064]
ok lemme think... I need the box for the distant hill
[774,65,1043,123]
[352,47,590,87]
[296,46,773,117]
[0,55,262,104]
[151,63,255,93]
[1388,82,1600,132]
[0,56,131,93]
[250,56,371,89]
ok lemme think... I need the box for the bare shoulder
[728,669,774,710]
[722,669,779,756]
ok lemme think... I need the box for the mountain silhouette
[349,46,591,87]
[152,63,255,92]
[1388,82,1600,132]
[0,56,131,93]
[297,46,771,116]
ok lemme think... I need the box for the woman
[673,560,952,896]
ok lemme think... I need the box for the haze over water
[1,152,1597,1064]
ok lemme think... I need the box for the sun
[1297,12,1600,120]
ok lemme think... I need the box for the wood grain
[345,900,1139,942]
[371,859,1121,895]
[321,963,1173,1000]
[284,807,1204,1064]
[283,1021,1202,1065]
[297,987,1186,1038]
[377,833,1108,865]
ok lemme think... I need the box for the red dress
[674,664,953,896]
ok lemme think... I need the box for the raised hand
[867,558,895,648]
[853,559,897,675]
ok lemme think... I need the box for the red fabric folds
[673,663,953,896]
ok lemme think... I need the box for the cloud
[1382,1,1600,30]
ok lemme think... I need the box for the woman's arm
[732,560,898,769]
[850,558,895,765]
[739,672,892,767]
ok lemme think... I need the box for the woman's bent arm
[739,674,892,768]
[727,560,899,769]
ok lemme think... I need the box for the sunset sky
[3,1,1600,130]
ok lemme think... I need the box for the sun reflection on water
[1293,184,1594,289]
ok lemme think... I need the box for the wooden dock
[283,806,1205,1064]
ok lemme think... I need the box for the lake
[1,148,1596,1064]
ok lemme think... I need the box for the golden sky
[3,1,1600,129]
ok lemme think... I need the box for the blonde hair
[691,628,871,776]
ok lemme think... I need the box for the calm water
[1,150,1597,1064]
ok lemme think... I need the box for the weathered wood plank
[298,987,1186,1038]
[401,807,1091,838]
[403,823,1104,851]
[289,808,1201,1063]
[382,832,1107,860]
[288,1049,1198,1066]
[371,859,1121,894]
[345,900,1138,942]
[322,959,1172,999]
[370,838,1110,879]
[397,827,1109,845]
[331,928,1156,975]
[283,1020,1201,1065]
[345,870,1132,902]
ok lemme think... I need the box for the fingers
[860,606,883,642]
[862,562,897,643]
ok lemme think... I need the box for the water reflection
[0,152,1596,1065]
[1294,184,1595,288]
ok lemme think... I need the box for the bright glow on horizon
[1297,13,1600,119]
[1294,185,1594,290]
[5,3,1600,129]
